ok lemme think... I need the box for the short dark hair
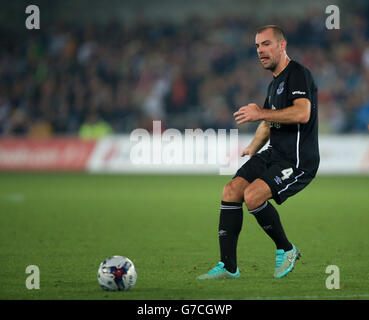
[256,25,287,42]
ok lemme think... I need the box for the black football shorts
[233,148,314,205]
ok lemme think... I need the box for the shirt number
[281,168,293,180]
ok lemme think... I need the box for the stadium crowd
[0,9,369,137]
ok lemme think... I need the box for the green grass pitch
[0,173,368,300]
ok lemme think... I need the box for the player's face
[255,29,284,72]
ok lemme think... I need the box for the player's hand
[234,103,262,124]
[241,146,256,158]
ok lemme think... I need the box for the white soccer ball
[97,255,137,291]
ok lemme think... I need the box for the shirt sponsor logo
[292,90,306,95]
[270,105,281,129]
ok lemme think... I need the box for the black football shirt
[263,60,320,177]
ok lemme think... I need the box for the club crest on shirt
[276,81,284,95]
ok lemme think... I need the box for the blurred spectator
[79,112,113,140]
[29,118,53,137]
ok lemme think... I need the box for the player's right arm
[241,120,270,157]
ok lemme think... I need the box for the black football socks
[218,201,243,273]
[249,201,292,252]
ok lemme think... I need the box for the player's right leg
[197,150,272,280]
[197,177,248,280]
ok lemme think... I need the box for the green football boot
[197,262,240,280]
[274,244,301,278]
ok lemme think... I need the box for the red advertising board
[0,138,96,171]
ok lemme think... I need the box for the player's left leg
[244,178,301,278]
[244,179,293,252]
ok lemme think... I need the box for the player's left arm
[234,98,310,125]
